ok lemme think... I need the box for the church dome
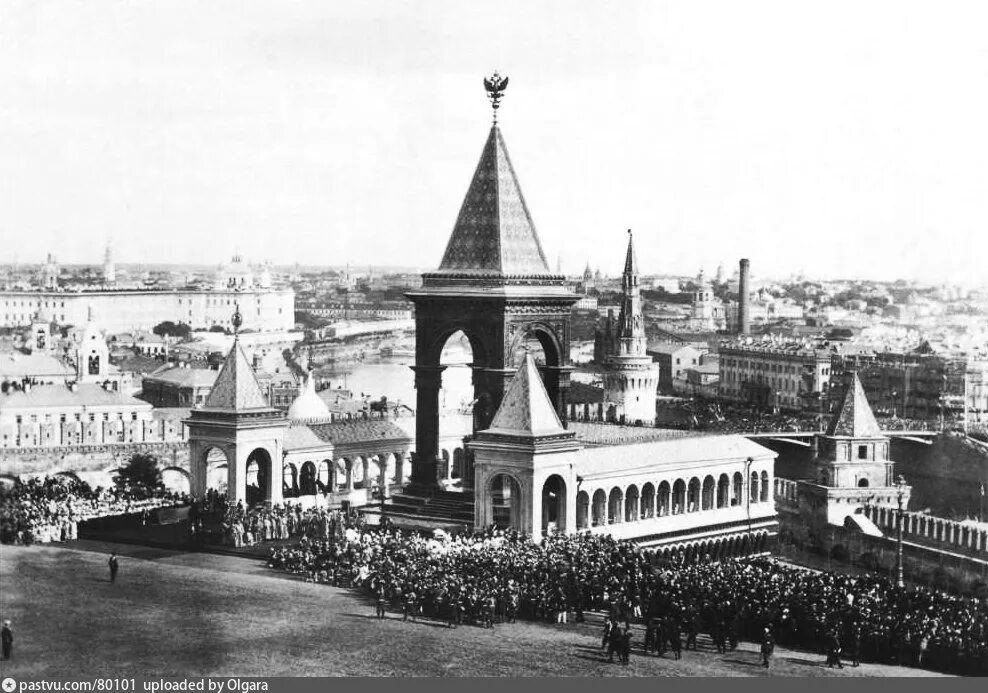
[287,375,331,422]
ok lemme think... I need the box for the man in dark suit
[109,553,119,583]
[1,620,12,660]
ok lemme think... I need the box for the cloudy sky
[1,0,986,284]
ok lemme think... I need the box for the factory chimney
[738,258,751,335]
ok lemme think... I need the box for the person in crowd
[761,627,775,668]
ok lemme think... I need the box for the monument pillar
[411,365,446,487]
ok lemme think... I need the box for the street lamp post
[895,474,906,588]
[745,456,753,544]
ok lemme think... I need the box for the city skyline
[2,1,987,285]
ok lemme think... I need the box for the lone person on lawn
[109,552,119,583]
[1,619,12,660]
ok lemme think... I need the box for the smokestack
[738,258,751,335]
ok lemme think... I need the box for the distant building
[141,365,219,408]
[719,339,834,412]
[647,344,706,394]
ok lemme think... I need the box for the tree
[152,321,191,339]
[115,453,164,496]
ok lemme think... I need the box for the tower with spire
[405,72,579,490]
[601,231,658,425]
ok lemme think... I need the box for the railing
[862,505,988,556]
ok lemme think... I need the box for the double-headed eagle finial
[483,70,509,123]
[232,303,243,337]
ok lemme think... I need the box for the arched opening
[625,485,640,522]
[750,471,759,503]
[203,446,229,494]
[299,461,318,496]
[857,478,869,488]
[687,477,701,513]
[161,467,190,495]
[592,489,607,527]
[282,463,299,498]
[641,482,655,519]
[671,479,685,515]
[576,490,590,530]
[541,474,567,535]
[452,448,464,479]
[608,487,623,524]
[760,470,769,502]
[717,474,730,509]
[318,460,333,493]
[245,448,272,506]
[732,472,743,506]
[437,329,477,422]
[489,473,522,530]
[701,475,715,510]
[440,449,451,479]
[830,544,850,562]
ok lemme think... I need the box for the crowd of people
[188,490,363,548]
[269,525,988,675]
[0,476,186,545]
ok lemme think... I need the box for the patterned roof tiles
[436,126,551,276]
[826,372,884,438]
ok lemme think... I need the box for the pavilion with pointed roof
[186,328,289,505]
[803,372,911,526]
[405,73,579,490]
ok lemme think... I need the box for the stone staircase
[375,486,475,526]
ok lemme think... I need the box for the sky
[1,0,987,285]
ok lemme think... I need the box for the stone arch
[830,544,850,562]
[717,474,730,509]
[488,472,523,530]
[452,448,465,479]
[161,467,190,495]
[750,471,759,503]
[576,490,590,530]
[440,449,451,478]
[299,461,318,496]
[318,459,334,493]
[701,475,715,510]
[857,478,869,488]
[541,474,567,535]
[625,484,640,522]
[282,462,299,498]
[687,477,701,513]
[508,322,563,370]
[608,487,624,524]
[640,482,655,519]
[203,446,229,493]
[245,448,273,505]
[591,489,607,527]
[732,472,743,506]
[760,470,769,502]
[672,479,686,515]
[658,480,671,516]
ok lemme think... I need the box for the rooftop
[0,383,153,410]
[570,423,712,448]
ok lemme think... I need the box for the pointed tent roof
[436,126,552,276]
[826,373,884,437]
[486,354,566,437]
[623,232,639,277]
[203,339,272,411]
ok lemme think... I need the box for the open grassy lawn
[0,541,951,678]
